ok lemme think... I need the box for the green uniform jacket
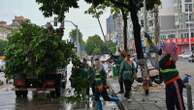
[159,54,179,82]
[95,67,107,86]
[115,56,124,76]
[119,60,136,82]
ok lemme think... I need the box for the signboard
[162,38,194,44]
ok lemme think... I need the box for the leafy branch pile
[5,22,75,78]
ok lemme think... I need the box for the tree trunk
[121,10,128,51]
[130,9,144,59]
[130,6,150,95]
[154,5,160,46]
[97,17,106,41]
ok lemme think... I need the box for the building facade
[0,21,11,40]
[0,16,30,40]
[106,14,124,49]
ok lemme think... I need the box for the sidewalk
[109,78,167,110]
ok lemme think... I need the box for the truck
[14,68,67,98]
[5,23,75,98]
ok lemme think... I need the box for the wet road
[0,90,72,110]
[176,58,194,85]
[0,63,119,110]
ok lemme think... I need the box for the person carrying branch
[159,43,185,110]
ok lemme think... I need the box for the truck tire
[50,91,56,98]
[55,88,61,97]
[16,90,28,98]
[22,90,28,98]
[15,91,22,98]
[62,81,66,89]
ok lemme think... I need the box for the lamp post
[64,20,81,58]
[45,18,81,58]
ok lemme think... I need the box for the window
[185,0,191,2]
[191,33,194,37]
[168,34,176,38]
[160,35,166,39]
[185,4,192,12]
[181,34,185,38]
[185,33,189,38]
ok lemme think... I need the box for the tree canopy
[0,39,8,55]
[85,35,116,55]
[69,28,83,44]
[36,0,79,22]
[69,28,85,51]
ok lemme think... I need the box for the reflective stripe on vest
[160,68,178,73]
[95,72,101,81]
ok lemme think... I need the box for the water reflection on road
[0,90,73,110]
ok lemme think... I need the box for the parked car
[178,52,193,59]
[188,54,194,62]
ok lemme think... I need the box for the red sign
[163,38,194,45]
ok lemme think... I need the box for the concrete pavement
[109,78,193,110]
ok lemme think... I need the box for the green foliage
[36,0,79,22]
[69,29,85,51]
[5,22,75,78]
[0,39,8,55]
[85,35,116,55]
[85,4,107,18]
[69,29,83,43]
[85,35,104,55]
[105,40,116,54]
[146,0,161,10]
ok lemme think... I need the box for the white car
[178,52,193,59]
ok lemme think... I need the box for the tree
[85,34,104,55]
[69,28,85,49]
[101,40,116,54]
[85,4,106,41]
[85,35,116,55]
[69,29,83,43]
[85,1,129,51]
[36,0,79,22]
[5,22,75,78]
[69,29,86,56]
[0,39,8,55]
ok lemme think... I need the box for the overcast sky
[0,0,110,40]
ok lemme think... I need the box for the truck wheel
[22,90,28,98]
[15,91,22,98]
[50,91,56,98]
[55,88,61,97]
[62,81,66,89]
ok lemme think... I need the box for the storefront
[162,38,194,54]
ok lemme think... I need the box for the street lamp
[64,20,81,58]
[44,18,81,58]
